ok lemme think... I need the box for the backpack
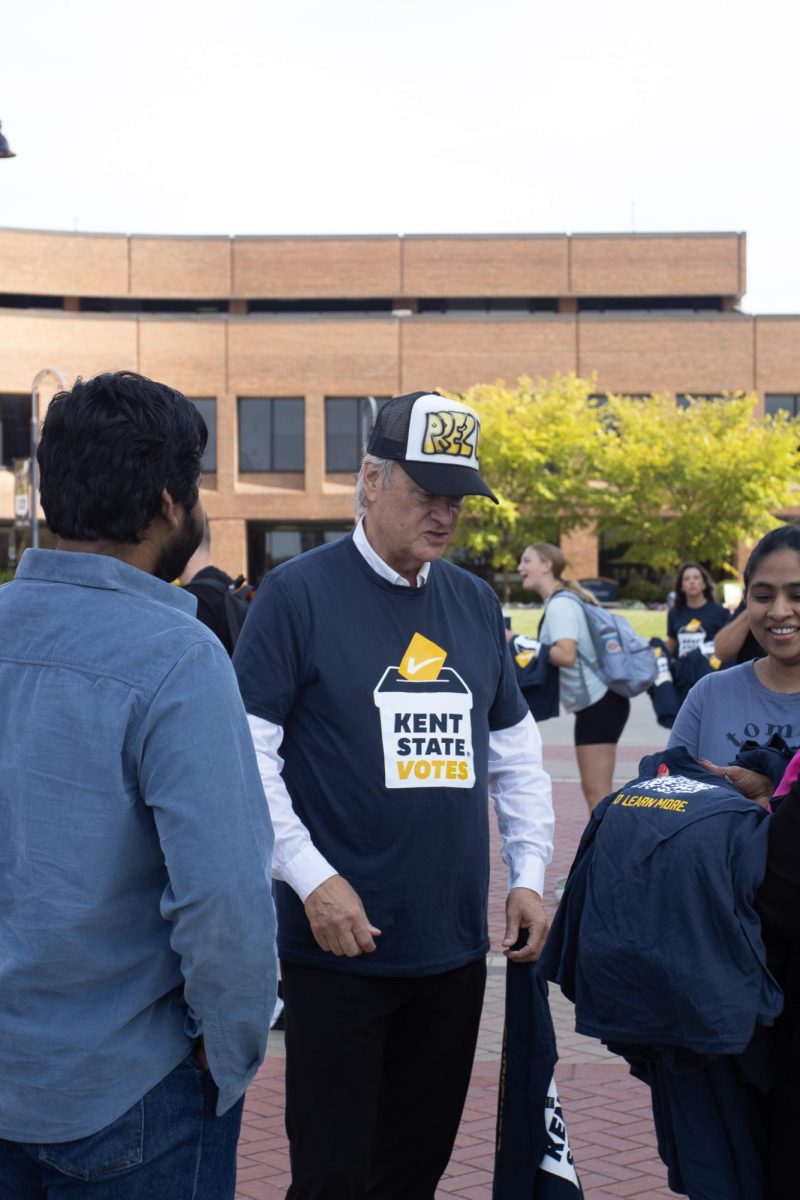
[186,576,250,652]
[552,589,658,699]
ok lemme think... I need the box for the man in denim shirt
[0,372,277,1199]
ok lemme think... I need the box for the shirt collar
[353,518,430,588]
[15,548,197,614]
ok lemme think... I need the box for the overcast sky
[1,0,797,312]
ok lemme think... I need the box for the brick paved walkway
[235,698,684,1199]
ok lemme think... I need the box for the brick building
[1,227,798,581]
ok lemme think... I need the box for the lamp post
[0,122,16,158]
[30,368,66,548]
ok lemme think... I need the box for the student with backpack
[518,543,655,810]
[181,517,251,655]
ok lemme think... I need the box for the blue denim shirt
[0,550,277,1142]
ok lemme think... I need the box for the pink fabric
[775,747,800,797]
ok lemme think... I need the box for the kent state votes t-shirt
[667,601,730,658]
[234,534,527,976]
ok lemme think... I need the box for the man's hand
[501,887,548,963]
[699,759,773,810]
[304,875,382,957]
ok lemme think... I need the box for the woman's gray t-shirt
[540,591,607,714]
[667,660,800,766]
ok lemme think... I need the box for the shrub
[618,579,666,605]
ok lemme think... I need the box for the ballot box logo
[678,616,706,656]
[373,632,475,789]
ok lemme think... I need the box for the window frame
[238,397,306,474]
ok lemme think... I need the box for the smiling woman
[667,526,800,772]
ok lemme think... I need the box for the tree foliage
[448,375,604,572]
[449,378,800,579]
[594,392,800,574]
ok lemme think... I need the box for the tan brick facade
[577,314,756,394]
[568,233,744,298]
[401,236,568,296]
[0,228,798,579]
[233,237,402,298]
[0,229,747,301]
[130,237,232,298]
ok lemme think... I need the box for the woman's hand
[699,759,773,809]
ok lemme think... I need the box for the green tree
[594,392,800,574]
[448,376,605,594]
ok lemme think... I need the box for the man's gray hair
[355,454,395,517]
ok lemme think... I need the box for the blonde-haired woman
[518,543,630,810]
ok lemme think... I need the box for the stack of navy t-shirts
[671,645,726,709]
[509,633,560,723]
[539,748,783,1200]
[493,954,583,1198]
[647,637,680,729]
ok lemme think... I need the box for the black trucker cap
[366,391,497,503]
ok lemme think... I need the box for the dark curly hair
[38,371,207,543]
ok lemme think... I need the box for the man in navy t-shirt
[234,390,554,1199]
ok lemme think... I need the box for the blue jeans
[0,1053,244,1199]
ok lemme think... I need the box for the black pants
[281,957,487,1200]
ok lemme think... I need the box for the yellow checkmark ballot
[398,633,448,682]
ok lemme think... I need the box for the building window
[190,398,217,472]
[238,398,305,473]
[765,394,800,418]
[676,393,724,408]
[325,396,390,473]
[246,521,351,582]
[0,396,29,469]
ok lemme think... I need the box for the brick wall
[129,237,231,298]
[233,237,401,298]
[578,314,756,393]
[0,229,128,296]
[401,236,568,296]
[400,317,577,391]
[228,319,401,394]
[560,526,599,580]
[569,233,744,297]
[755,317,800,396]
[0,228,746,300]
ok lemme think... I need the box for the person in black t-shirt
[667,561,730,658]
[181,517,240,655]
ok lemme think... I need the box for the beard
[153,503,204,582]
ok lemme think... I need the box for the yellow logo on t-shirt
[374,634,474,789]
[514,650,535,668]
[398,633,447,682]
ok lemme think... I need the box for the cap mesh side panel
[368,393,421,458]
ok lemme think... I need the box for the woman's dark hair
[673,561,716,608]
[38,371,207,543]
[744,525,800,593]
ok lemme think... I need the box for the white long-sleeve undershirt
[248,710,553,900]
